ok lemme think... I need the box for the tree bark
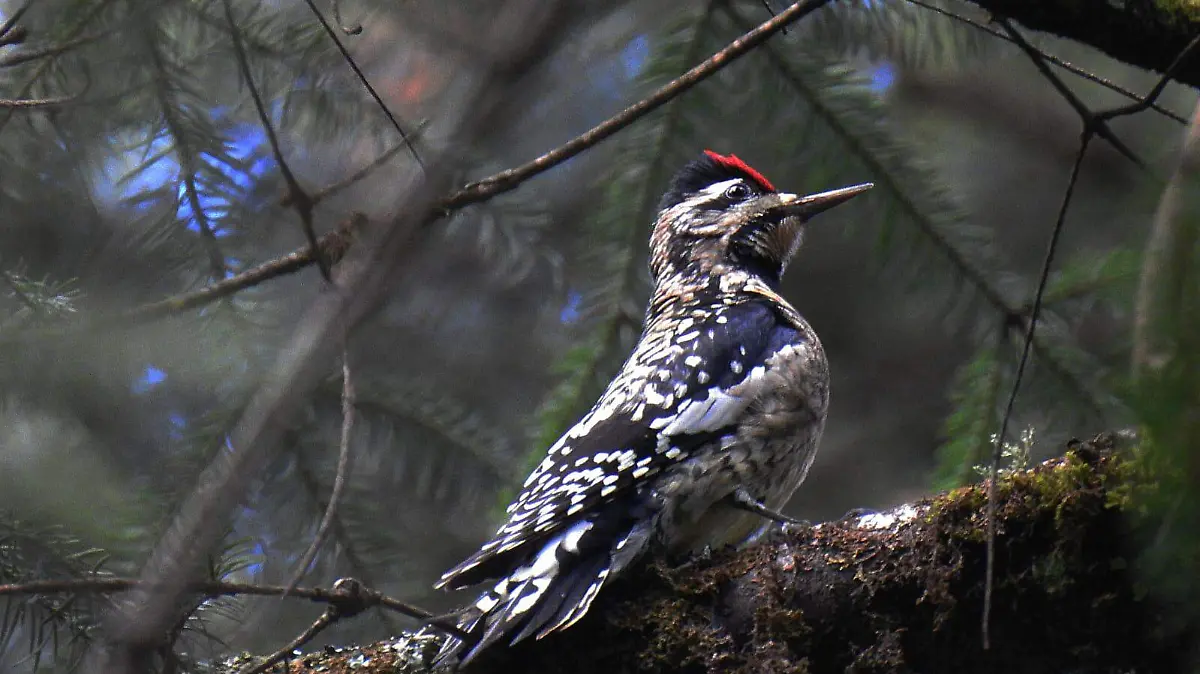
[214,433,1192,674]
[962,0,1200,89]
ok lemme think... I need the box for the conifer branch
[0,30,113,68]
[983,27,1200,650]
[0,577,461,637]
[238,605,338,674]
[903,0,1188,126]
[541,1,721,447]
[4,0,834,342]
[726,3,1100,414]
[0,0,110,136]
[91,7,574,670]
[301,0,421,168]
[223,0,329,280]
[282,349,357,598]
[281,444,403,637]
[444,0,832,210]
[999,19,1143,168]
[146,25,229,281]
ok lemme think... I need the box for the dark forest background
[0,0,1197,671]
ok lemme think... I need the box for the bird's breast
[655,332,829,552]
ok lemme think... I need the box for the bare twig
[984,132,1090,649]
[0,26,26,47]
[301,0,420,168]
[240,578,365,674]
[240,607,338,674]
[8,0,833,341]
[224,0,329,280]
[0,0,108,137]
[282,139,411,208]
[1095,32,1200,123]
[445,0,831,210]
[999,19,1143,168]
[984,31,1200,647]
[0,576,465,639]
[726,2,1101,414]
[758,0,786,34]
[0,30,114,68]
[0,93,75,108]
[903,0,1188,125]
[0,215,362,343]
[0,0,35,44]
[282,348,357,597]
[88,5,573,672]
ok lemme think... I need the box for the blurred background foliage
[0,0,1196,670]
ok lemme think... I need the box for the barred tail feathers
[437,517,654,667]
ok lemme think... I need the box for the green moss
[1156,0,1200,21]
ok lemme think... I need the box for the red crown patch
[703,150,775,192]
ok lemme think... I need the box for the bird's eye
[724,183,752,200]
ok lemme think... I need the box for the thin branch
[0,577,466,639]
[903,0,1188,125]
[999,19,1143,168]
[92,6,573,671]
[223,0,329,280]
[7,0,834,342]
[444,0,831,210]
[0,0,109,137]
[301,0,421,168]
[0,215,362,341]
[291,444,403,635]
[0,26,27,47]
[0,0,35,44]
[986,131,1092,650]
[0,93,76,108]
[240,578,375,674]
[283,348,357,597]
[726,2,1102,414]
[0,30,114,69]
[239,607,337,674]
[1095,32,1200,123]
[984,32,1200,644]
[282,140,411,209]
[146,26,228,281]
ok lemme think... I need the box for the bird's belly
[656,364,828,553]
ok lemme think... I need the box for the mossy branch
[209,433,1191,674]
[956,0,1200,89]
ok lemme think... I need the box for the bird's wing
[438,300,810,589]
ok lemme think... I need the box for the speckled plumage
[432,152,870,667]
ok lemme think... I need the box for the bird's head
[650,150,872,289]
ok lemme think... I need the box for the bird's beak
[775,182,874,220]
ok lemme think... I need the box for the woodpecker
[432,151,871,666]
